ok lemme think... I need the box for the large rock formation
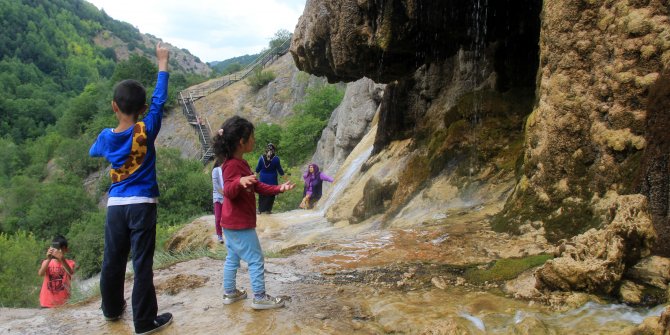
[311,78,384,175]
[291,0,670,256]
[292,0,541,224]
[499,0,670,251]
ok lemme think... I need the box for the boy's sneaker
[222,289,247,305]
[135,313,173,335]
[251,294,285,310]
[104,301,127,321]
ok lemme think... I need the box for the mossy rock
[463,254,553,284]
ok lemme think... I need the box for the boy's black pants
[101,203,158,330]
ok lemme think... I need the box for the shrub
[55,138,104,177]
[25,181,95,239]
[156,148,211,226]
[67,211,106,279]
[0,231,43,307]
[247,68,275,91]
[280,84,344,166]
[247,122,283,164]
[280,115,327,166]
[270,167,305,212]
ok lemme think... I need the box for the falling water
[316,146,373,214]
[468,0,488,178]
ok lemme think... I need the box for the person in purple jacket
[299,163,334,209]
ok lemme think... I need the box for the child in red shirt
[212,116,295,309]
[38,235,75,308]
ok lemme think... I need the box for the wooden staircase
[177,37,292,164]
[178,91,215,163]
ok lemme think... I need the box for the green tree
[281,115,328,166]
[67,211,105,278]
[294,84,345,121]
[0,138,22,183]
[269,29,292,50]
[25,182,94,239]
[0,176,40,233]
[248,123,283,164]
[156,149,211,225]
[280,84,344,166]
[55,138,104,178]
[223,62,242,75]
[0,231,43,307]
[111,54,157,88]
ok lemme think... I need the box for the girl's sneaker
[251,294,285,310]
[222,289,247,305]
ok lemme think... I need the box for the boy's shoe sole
[135,312,173,335]
[222,289,247,305]
[251,296,285,310]
[104,301,127,321]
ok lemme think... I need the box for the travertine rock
[535,195,656,294]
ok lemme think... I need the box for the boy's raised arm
[157,42,169,72]
[144,43,170,138]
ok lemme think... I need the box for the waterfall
[316,146,373,214]
[468,0,488,178]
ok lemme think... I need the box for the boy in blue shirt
[89,43,172,335]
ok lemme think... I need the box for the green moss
[495,137,525,171]
[463,254,553,284]
[544,200,600,243]
[493,190,599,243]
[384,153,431,219]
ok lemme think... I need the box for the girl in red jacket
[212,116,295,309]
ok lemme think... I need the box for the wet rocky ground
[1,209,666,334]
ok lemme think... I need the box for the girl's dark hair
[52,235,68,249]
[212,116,255,161]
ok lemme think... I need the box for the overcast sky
[87,0,306,63]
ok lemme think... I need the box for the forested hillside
[209,54,260,75]
[0,0,213,307]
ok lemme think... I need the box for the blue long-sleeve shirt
[255,155,284,185]
[89,71,169,202]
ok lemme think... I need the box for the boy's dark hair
[52,235,68,249]
[212,116,255,161]
[113,79,147,116]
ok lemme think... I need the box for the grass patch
[463,254,553,284]
[68,281,100,306]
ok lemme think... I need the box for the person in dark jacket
[299,163,333,209]
[255,143,285,214]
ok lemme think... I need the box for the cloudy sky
[87,0,306,63]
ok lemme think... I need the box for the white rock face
[311,78,384,175]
